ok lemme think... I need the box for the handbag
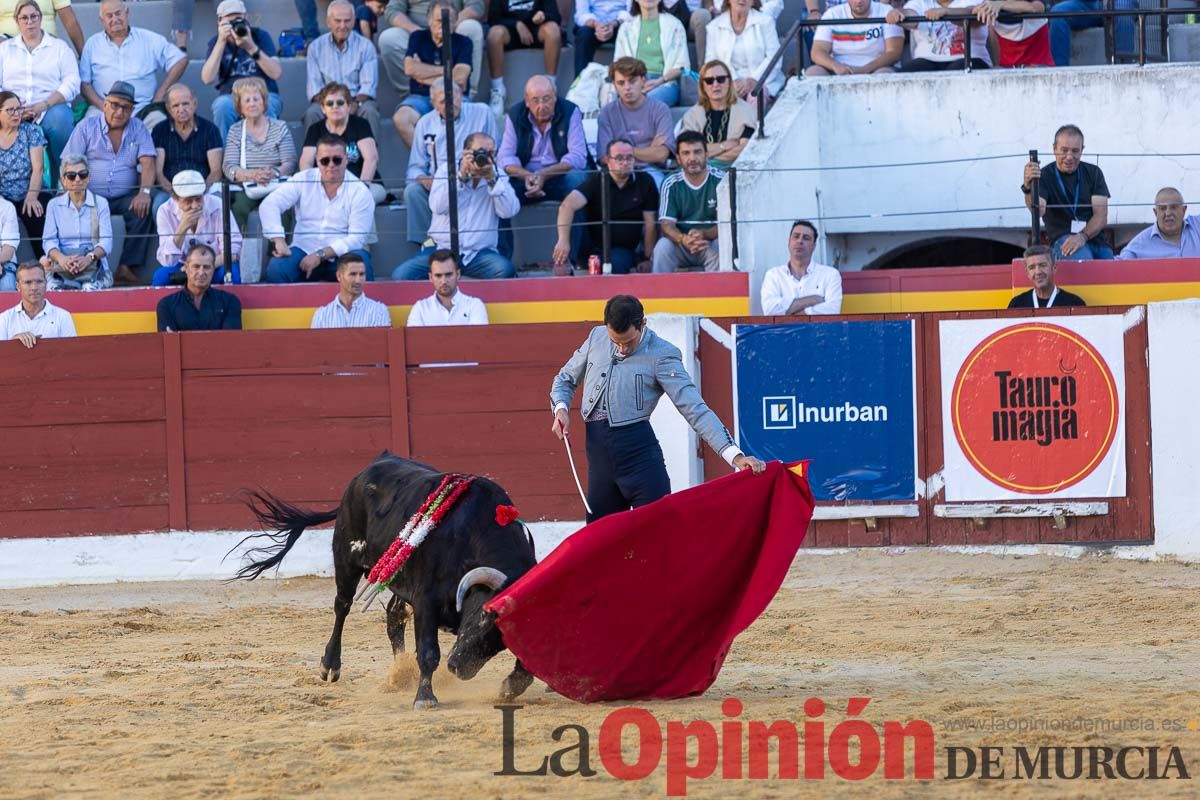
[240,121,280,200]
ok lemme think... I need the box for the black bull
[232,454,537,709]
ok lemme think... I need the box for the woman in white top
[614,0,691,107]
[705,0,783,101]
[0,0,80,186]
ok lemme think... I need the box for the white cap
[171,170,206,198]
[217,0,248,16]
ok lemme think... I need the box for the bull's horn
[455,567,508,612]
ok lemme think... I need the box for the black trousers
[585,419,671,523]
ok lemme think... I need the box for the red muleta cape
[484,461,814,702]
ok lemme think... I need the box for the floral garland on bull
[356,473,522,611]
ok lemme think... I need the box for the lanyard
[1053,167,1081,220]
[1032,288,1058,309]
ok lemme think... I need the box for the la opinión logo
[496,697,936,796]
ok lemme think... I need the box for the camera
[471,149,493,167]
[230,17,250,38]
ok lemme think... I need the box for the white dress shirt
[310,293,392,328]
[406,290,489,327]
[0,299,77,340]
[760,262,844,315]
[0,33,80,109]
[259,169,376,257]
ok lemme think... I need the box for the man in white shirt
[391,132,519,281]
[806,0,904,75]
[311,252,393,328]
[1,261,78,347]
[406,249,489,326]
[759,220,844,315]
[0,197,19,291]
[261,136,377,283]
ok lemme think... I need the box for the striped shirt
[222,118,297,182]
[305,31,378,101]
[62,114,156,199]
[311,293,392,328]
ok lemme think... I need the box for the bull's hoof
[499,672,534,702]
[413,697,439,710]
[320,664,340,683]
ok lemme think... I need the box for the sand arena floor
[2,549,1199,799]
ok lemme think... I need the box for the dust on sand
[1,550,1199,799]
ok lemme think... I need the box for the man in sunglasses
[260,135,376,283]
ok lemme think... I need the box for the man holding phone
[392,132,521,280]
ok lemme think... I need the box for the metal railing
[753,5,1182,138]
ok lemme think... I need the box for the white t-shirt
[759,263,844,316]
[406,290,489,327]
[0,299,77,340]
[814,2,904,67]
[903,0,992,65]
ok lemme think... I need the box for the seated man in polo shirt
[391,1,473,148]
[156,244,243,332]
[260,136,376,283]
[1,261,77,348]
[152,84,224,217]
[406,249,489,326]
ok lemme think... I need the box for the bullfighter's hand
[733,454,766,474]
[551,407,570,440]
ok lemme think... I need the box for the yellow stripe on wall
[842,289,1015,314]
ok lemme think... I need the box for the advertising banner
[733,321,918,502]
[939,317,1126,501]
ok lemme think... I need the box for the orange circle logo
[951,323,1119,494]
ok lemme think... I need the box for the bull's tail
[229,489,340,581]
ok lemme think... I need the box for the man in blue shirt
[1118,188,1200,261]
[392,1,473,148]
[200,0,285,139]
[156,244,243,332]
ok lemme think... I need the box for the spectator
[652,130,721,272]
[1,261,76,348]
[200,0,284,139]
[222,77,298,231]
[974,0,1053,67]
[156,243,243,331]
[1022,124,1112,261]
[154,170,242,286]
[0,91,53,259]
[79,0,187,127]
[553,137,658,274]
[41,155,114,291]
[358,0,385,38]
[152,84,224,216]
[392,131,519,280]
[61,81,156,285]
[677,59,755,169]
[311,252,393,328]
[378,0,485,99]
[718,0,783,19]
[0,0,84,54]
[0,0,79,186]
[597,57,675,187]
[705,0,783,101]
[663,0,715,70]
[574,0,630,75]
[0,196,18,290]
[1007,244,1085,308]
[172,0,320,52]
[498,75,588,206]
[485,0,563,116]
[300,82,387,205]
[404,81,496,248]
[261,135,376,283]
[806,0,903,75]
[889,0,992,71]
[406,249,490,325]
[304,0,382,138]
[1048,0,1134,67]
[1117,188,1200,260]
[759,220,844,315]
[391,1,473,149]
[614,0,690,107]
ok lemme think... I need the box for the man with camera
[201,0,284,139]
[392,132,520,280]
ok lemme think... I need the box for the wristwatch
[140,187,152,196]
[1020,184,1031,195]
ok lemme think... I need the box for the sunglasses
[318,156,345,166]
[63,171,90,181]
[702,75,730,85]
[324,99,348,107]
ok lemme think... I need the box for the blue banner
[734,321,917,502]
